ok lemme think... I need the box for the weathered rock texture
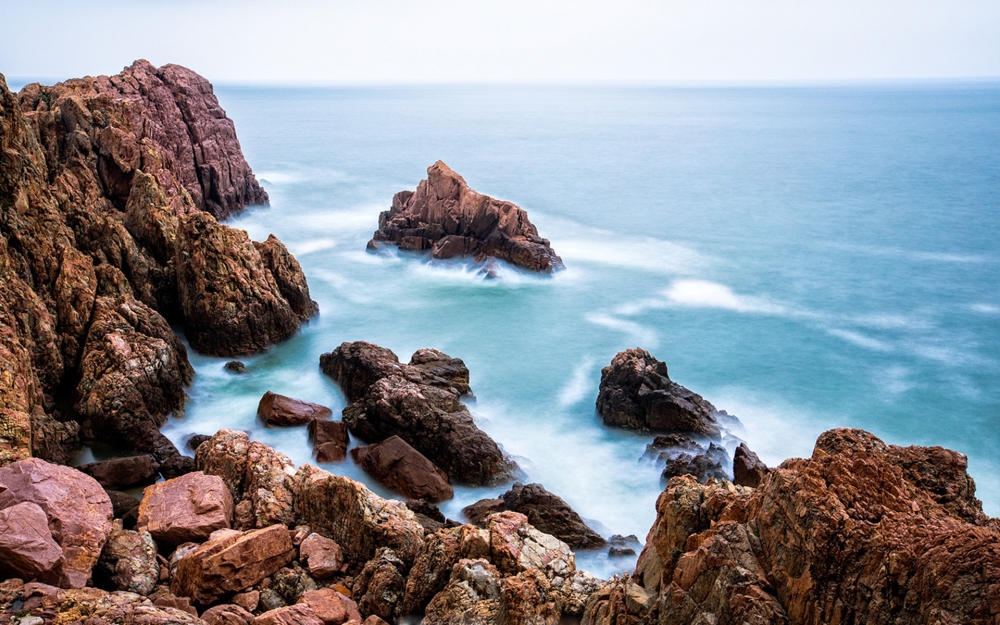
[353,435,454,503]
[137,471,233,549]
[0,581,207,624]
[641,433,731,485]
[596,348,722,438]
[320,341,515,486]
[0,61,311,470]
[584,428,1000,625]
[733,441,769,488]
[369,161,563,272]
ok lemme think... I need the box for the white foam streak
[664,279,785,314]
[585,313,659,348]
[826,328,895,352]
[557,358,596,408]
[290,238,337,255]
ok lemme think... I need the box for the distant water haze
[137,84,1000,578]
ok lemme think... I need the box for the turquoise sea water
[155,84,999,577]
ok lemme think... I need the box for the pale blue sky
[2,0,998,84]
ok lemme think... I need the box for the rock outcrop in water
[320,341,517,486]
[583,428,1000,625]
[0,61,315,469]
[596,348,723,438]
[641,433,731,485]
[368,161,564,273]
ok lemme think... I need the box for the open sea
[144,83,999,577]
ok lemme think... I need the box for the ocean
[152,83,998,577]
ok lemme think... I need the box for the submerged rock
[258,391,332,427]
[369,161,563,273]
[320,341,516,486]
[225,361,250,374]
[641,433,731,484]
[596,348,722,438]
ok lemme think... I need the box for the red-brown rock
[732,442,768,488]
[315,442,347,463]
[137,471,233,549]
[297,588,361,625]
[0,501,65,584]
[0,458,113,588]
[258,391,332,427]
[354,435,454,503]
[370,161,563,273]
[310,418,349,447]
[202,603,255,625]
[253,604,323,625]
[77,453,160,489]
[299,533,345,578]
[172,524,296,604]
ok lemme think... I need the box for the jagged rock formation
[320,341,516,486]
[0,61,315,468]
[596,348,723,438]
[583,428,1000,625]
[641,433,731,484]
[368,161,563,273]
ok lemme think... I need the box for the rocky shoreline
[1,62,997,624]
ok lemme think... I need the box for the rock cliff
[369,161,563,273]
[0,61,315,469]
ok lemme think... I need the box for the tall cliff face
[0,61,315,469]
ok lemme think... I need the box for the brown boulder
[320,342,515,486]
[137,471,233,549]
[253,604,323,625]
[77,454,160,489]
[309,418,349,448]
[195,429,251,502]
[353,435,454,503]
[462,498,507,526]
[258,391,332,427]
[315,443,347,463]
[0,458,113,588]
[299,533,345,578]
[172,524,295,604]
[203,604,255,625]
[297,588,361,625]
[0,501,65,584]
[499,483,605,549]
[352,548,407,622]
[732,442,769,488]
[92,527,158,595]
[370,161,563,272]
[596,348,723,438]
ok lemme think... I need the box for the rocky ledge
[320,341,517,487]
[0,62,315,471]
[367,161,564,273]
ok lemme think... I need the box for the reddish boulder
[299,533,345,579]
[297,588,361,625]
[369,161,563,273]
[315,443,347,463]
[92,527,158,595]
[309,418,349,448]
[596,348,722,438]
[352,548,407,622]
[258,391,332,427]
[77,453,160,489]
[500,483,605,549]
[462,498,506,526]
[732,442,769,488]
[172,524,295,604]
[137,471,233,549]
[203,604,255,625]
[353,435,454,503]
[0,458,113,588]
[0,502,65,584]
[253,604,323,625]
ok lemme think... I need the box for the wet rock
[500,482,605,549]
[225,361,250,375]
[258,391,332,427]
[606,534,640,558]
[299,533,345,579]
[187,434,213,452]
[643,434,731,484]
[253,235,320,320]
[293,465,425,569]
[321,341,515,486]
[461,498,506,526]
[137,471,233,549]
[732,442,769,488]
[0,458,113,588]
[315,443,347,463]
[596,348,722,438]
[297,588,361,625]
[370,161,563,272]
[252,604,323,625]
[175,212,316,356]
[309,419,349,463]
[77,454,161,489]
[202,603,255,625]
[352,547,406,622]
[353,435,454,503]
[172,524,295,604]
[0,501,65,584]
[405,499,454,535]
[30,412,80,465]
[93,527,158,595]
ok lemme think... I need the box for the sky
[1,0,998,85]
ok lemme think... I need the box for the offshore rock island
[0,63,997,625]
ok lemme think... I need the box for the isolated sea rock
[596,348,722,438]
[353,435,454,503]
[585,428,1000,625]
[137,471,234,549]
[320,341,515,486]
[370,161,563,273]
[0,458,113,588]
[258,391,332,427]
[732,442,769,487]
[642,433,731,484]
[77,453,161,489]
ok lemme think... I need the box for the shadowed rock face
[370,161,563,273]
[0,61,312,467]
[586,428,1000,625]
